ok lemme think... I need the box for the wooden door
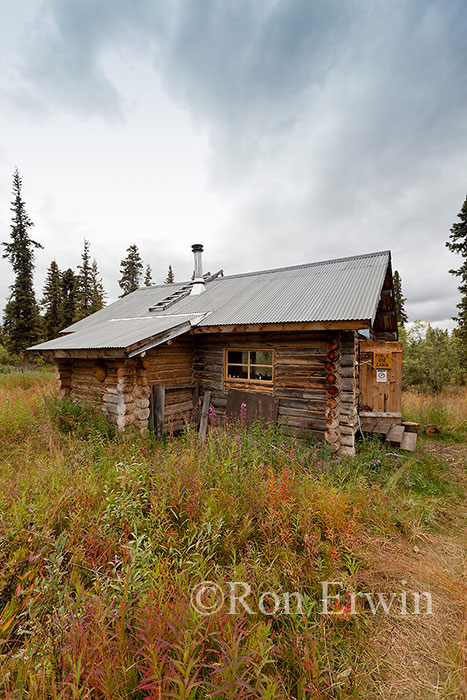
[359,341,402,419]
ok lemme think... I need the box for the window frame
[224,348,275,384]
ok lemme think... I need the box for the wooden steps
[400,431,417,451]
[386,424,405,445]
[360,417,419,452]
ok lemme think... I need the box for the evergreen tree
[60,268,77,329]
[90,259,106,313]
[41,260,62,340]
[119,244,143,296]
[392,270,408,327]
[144,264,153,286]
[2,169,43,357]
[446,194,467,341]
[165,264,175,284]
[74,239,94,321]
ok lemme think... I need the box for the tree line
[1,170,178,359]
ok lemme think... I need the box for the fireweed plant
[0,376,465,698]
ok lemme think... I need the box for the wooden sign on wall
[360,352,373,363]
[374,352,392,369]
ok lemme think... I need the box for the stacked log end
[337,331,358,456]
[56,359,72,396]
[324,338,341,454]
[323,331,358,456]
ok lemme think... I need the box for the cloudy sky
[1,0,466,328]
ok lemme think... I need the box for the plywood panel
[226,389,278,423]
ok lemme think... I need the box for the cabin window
[225,349,274,383]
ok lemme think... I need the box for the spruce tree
[165,265,175,284]
[446,194,467,341]
[42,260,62,340]
[2,169,43,357]
[392,270,408,327]
[74,239,94,321]
[60,268,77,329]
[90,259,106,313]
[144,264,153,286]
[119,244,143,296]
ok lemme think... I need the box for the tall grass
[402,388,467,440]
[0,373,465,698]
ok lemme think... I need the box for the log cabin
[30,246,401,455]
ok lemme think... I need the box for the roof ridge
[217,250,391,281]
[136,282,187,291]
[136,251,390,289]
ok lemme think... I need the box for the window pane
[227,365,248,379]
[250,351,273,366]
[250,365,273,381]
[227,350,248,364]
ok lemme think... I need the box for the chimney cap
[191,243,204,253]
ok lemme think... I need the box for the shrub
[400,321,467,391]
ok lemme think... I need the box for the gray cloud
[4,0,467,325]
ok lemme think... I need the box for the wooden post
[199,390,211,440]
[150,385,165,439]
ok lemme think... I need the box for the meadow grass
[402,388,467,442]
[0,373,465,699]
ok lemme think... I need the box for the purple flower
[208,404,216,423]
[240,401,247,422]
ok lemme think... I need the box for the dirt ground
[368,440,467,699]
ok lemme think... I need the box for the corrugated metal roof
[29,315,201,351]
[61,284,189,335]
[30,251,391,352]
[178,251,390,325]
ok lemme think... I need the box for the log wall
[54,357,137,430]
[143,336,194,433]
[54,329,360,454]
[193,330,359,454]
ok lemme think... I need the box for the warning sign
[374,353,392,370]
[376,370,388,383]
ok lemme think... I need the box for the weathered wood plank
[401,431,417,451]
[151,385,165,438]
[373,421,392,436]
[199,391,211,440]
[194,320,369,333]
[386,424,405,445]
